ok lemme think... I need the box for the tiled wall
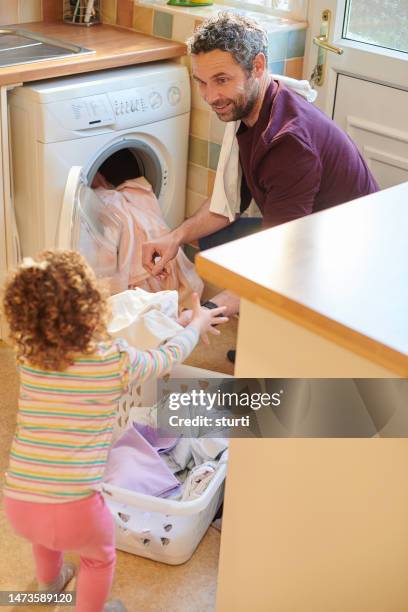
[0,0,42,24]
[102,0,307,217]
[0,0,63,25]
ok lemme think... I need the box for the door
[57,166,122,280]
[304,0,408,188]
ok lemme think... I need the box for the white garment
[209,74,318,220]
[108,288,183,350]
[181,461,218,501]
[190,438,229,466]
[164,437,193,472]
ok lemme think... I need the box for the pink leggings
[4,493,116,612]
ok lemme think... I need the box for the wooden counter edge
[196,253,408,377]
[0,39,186,86]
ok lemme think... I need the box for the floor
[0,314,237,611]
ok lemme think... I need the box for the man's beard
[212,78,260,122]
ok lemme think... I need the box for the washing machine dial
[167,86,181,106]
[149,92,162,110]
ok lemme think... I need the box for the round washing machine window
[87,139,163,197]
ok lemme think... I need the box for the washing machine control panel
[106,81,187,129]
[44,76,189,135]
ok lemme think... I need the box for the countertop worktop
[196,181,408,375]
[0,22,186,86]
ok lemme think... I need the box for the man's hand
[142,232,181,276]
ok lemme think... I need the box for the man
[142,12,378,325]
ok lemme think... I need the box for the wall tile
[0,0,19,24]
[179,54,191,72]
[186,189,206,216]
[190,108,210,140]
[268,31,288,62]
[133,6,153,35]
[42,0,63,22]
[19,0,42,23]
[287,28,306,59]
[190,77,208,111]
[285,57,304,80]
[187,163,208,195]
[172,13,196,44]
[189,136,208,167]
[101,0,117,24]
[117,0,133,27]
[209,142,221,171]
[209,112,225,145]
[153,10,173,39]
[269,60,285,75]
[207,169,216,195]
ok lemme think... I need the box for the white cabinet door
[304,0,408,188]
[333,75,408,188]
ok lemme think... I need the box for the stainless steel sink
[0,27,94,68]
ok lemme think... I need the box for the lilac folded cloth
[133,422,179,454]
[104,424,181,498]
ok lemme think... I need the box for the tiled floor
[0,316,236,611]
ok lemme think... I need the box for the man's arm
[142,197,231,276]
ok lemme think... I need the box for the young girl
[2,250,227,612]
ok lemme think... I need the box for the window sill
[136,0,307,33]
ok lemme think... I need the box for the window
[343,0,408,53]
[222,0,307,21]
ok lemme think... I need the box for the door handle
[310,9,343,86]
[313,34,344,55]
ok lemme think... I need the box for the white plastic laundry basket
[102,365,229,565]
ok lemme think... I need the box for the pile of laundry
[103,411,228,502]
[91,175,203,305]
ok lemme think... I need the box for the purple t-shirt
[237,79,379,228]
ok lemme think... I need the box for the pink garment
[4,493,115,612]
[96,178,204,306]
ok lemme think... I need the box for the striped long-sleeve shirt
[4,326,199,503]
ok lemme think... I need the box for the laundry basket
[101,365,229,565]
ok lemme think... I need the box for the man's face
[191,50,260,122]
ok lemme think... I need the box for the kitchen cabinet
[197,181,408,377]
[197,183,408,611]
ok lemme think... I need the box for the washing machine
[9,61,190,273]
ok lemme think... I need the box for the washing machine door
[57,166,122,279]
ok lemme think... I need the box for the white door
[304,0,408,188]
[57,166,122,279]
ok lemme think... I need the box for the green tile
[209,142,221,171]
[268,31,289,61]
[189,136,208,167]
[269,60,285,75]
[287,29,307,58]
[153,11,173,39]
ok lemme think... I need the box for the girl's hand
[189,293,228,345]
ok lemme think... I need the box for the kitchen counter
[0,22,186,86]
[196,182,408,377]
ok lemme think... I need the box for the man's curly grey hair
[187,12,268,73]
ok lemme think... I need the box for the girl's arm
[119,294,228,387]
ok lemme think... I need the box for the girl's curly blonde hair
[2,250,110,371]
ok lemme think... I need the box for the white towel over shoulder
[209,75,318,221]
